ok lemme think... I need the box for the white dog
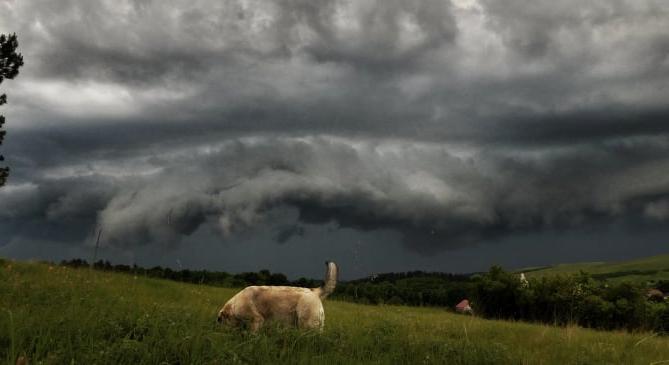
[217,261,338,332]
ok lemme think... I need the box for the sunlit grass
[1,259,669,364]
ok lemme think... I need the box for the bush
[471,268,664,332]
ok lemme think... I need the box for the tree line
[60,258,320,289]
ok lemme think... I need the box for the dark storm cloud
[2,0,666,141]
[2,136,669,254]
[1,0,669,258]
[23,0,457,80]
[274,224,305,244]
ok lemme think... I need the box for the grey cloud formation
[3,0,668,140]
[1,0,669,270]
[2,136,669,255]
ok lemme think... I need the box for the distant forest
[59,258,669,334]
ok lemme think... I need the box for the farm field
[2,259,669,364]
[522,254,669,284]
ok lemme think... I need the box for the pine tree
[0,33,24,186]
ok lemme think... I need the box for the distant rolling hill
[520,253,669,284]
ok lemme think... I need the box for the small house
[455,299,472,314]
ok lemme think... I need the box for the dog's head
[216,307,227,324]
[216,304,234,325]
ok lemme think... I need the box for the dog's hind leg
[297,297,325,330]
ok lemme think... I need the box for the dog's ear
[222,304,234,317]
[220,308,227,319]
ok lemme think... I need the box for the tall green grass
[1,259,669,364]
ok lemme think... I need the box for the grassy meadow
[523,254,669,284]
[2,259,669,364]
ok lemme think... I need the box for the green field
[522,254,669,284]
[2,259,669,364]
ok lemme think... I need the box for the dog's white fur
[217,262,338,332]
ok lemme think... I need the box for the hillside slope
[522,253,669,283]
[1,259,669,364]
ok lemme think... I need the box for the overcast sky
[1,0,668,279]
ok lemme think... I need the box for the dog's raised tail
[314,261,338,300]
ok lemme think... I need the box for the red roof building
[455,299,472,314]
